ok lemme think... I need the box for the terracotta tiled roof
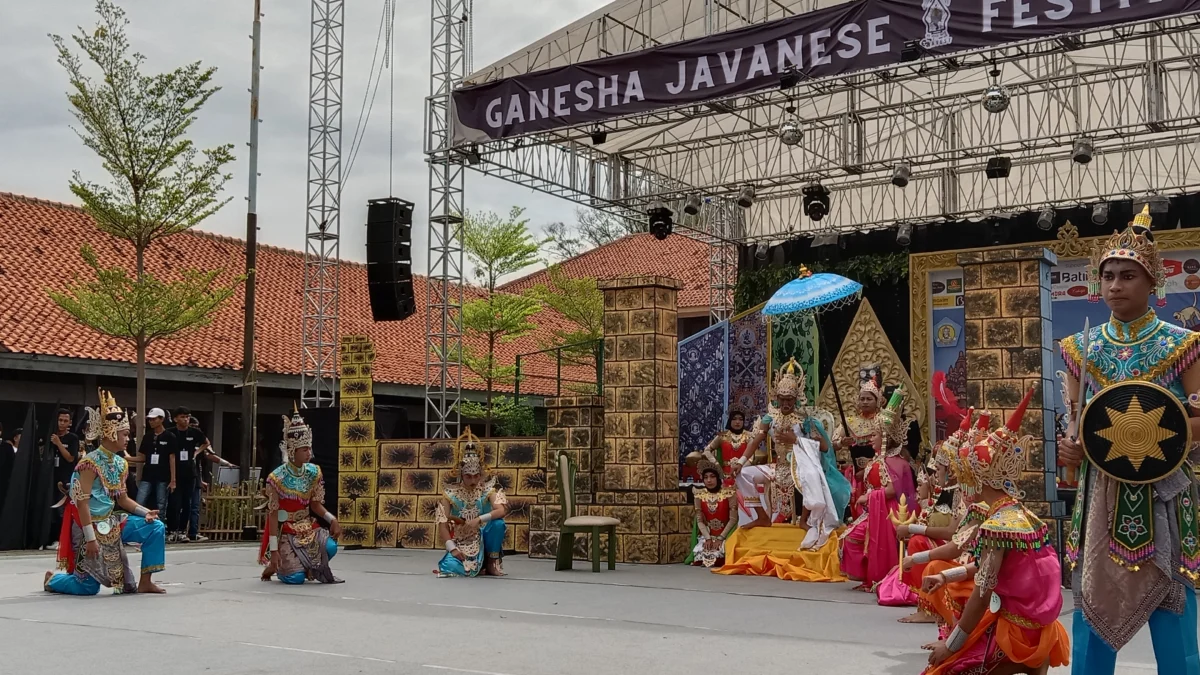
[500,232,727,309]
[0,192,587,394]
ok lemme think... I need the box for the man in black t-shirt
[48,409,79,549]
[168,407,205,543]
[136,408,176,515]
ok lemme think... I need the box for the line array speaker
[365,197,416,322]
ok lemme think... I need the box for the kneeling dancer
[436,430,508,577]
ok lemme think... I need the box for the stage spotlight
[985,156,1012,179]
[1092,202,1109,226]
[812,232,839,248]
[779,67,800,90]
[802,182,831,221]
[982,69,1010,114]
[683,193,702,216]
[901,40,924,62]
[464,144,482,165]
[779,106,803,147]
[754,242,769,260]
[896,222,913,246]
[892,162,912,188]
[737,184,756,208]
[1037,205,1055,231]
[1072,137,1094,164]
[590,126,608,145]
[647,202,674,240]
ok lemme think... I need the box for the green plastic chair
[554,450,619,572]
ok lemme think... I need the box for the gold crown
[457,426,483,475]
[859,378,883,404]
[967,388,1035,499]
[281,405,313,461]
[773,357,806,403]
[952,410,991,495]
[86,388,129,443]
[1088,204,1166,305]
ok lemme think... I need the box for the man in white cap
[135,408,176,515]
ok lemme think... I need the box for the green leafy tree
[48,1,239,441]
[523,265,604,383]
[457,207,546,435]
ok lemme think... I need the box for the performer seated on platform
[44,389,167,596]
[1058,205,1200,675]
[689,462,737,567]
[259,410,343,584]
[700,410,749,484]
[436,430,508,578]
[923,387,1069,674]
[839,384,918,591]
[731,358,850,551]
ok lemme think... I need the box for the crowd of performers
[35,206,1200,675]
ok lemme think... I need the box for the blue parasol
[763,267,863,316]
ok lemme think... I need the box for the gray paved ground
[0,545,1166,674]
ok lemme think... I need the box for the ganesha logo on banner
[920,0,953,49]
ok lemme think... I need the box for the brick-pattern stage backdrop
[337,335,379,547]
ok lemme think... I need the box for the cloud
[0,0,612,276]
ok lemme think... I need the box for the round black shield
[1081,381,1191,484]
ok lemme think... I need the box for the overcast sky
[1,0,611,273]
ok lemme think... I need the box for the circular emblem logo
[1081,381,1191,484]
[95,520,112,536]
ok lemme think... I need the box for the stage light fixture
[590,126,608,145]
[779,67,800,90]
[812,232,839,248]
[896,222,913,246]
[647,202,674,241]
[1072,137,1094,164]
[737,184,756,208]
[802,182,831,221]
[1146,193,1170,214]
[982,68,1010,114]
[754,242,769,260]
[779,105,803,147]
[1037,205,1055,231]
[892,162,912,188]
[901,40,924,62]
[1092,202,1109,226]
[464,144,482,165]
[985,156,1012,179]
[683,193,702,216]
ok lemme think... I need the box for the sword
[1072,317,1090,440]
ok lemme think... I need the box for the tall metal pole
[240,0,263,471]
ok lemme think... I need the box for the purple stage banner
[453,0,1200,142]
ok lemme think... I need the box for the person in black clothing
[0,423,14,518]
[136,408,176,515]
[47,409,79,549]
[167,407,205,543]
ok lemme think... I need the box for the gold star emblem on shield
[1095,394,1175,471]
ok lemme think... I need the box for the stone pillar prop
[528,395,605,559]
[597,276,690,564]
[958,247,1063,520]
[337,335,378,548]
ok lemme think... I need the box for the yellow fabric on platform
[714,524,846,582]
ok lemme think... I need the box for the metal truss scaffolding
[449,0,1200,248]
[300,0,343,409]
[424,0,469,438]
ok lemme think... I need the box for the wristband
[943,565,969,582]
[913,551,931,564]
[133,505,150,517]
[946,625,968,652]
[82,525,97,543]
[446,540,458,552]
[479,512,493,524]
[269,535,279,552]
[909,524,927,536]
[320,510,336,524]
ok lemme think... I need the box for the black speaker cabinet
[365,197,416,322]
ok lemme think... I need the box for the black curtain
[0,405,36,550]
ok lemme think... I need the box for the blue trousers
[189,482,202,538]
[46,516,167,595]
[437,519,505,577]
[1072,585,1200,675]
[278,537,339,584]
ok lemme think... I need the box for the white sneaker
[48,541,59,550]
[191,534,208,543]
[178,534,191,543]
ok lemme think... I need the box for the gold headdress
[280,406,313,463]
[85,388,130,443]
[859,377,884,406]
[1088,204,1166,306]
[875,384,911,447]
[456,426,483,476]
[967,388,1035,499]
[773,357,806,404]
[952,410,991,495]
[935,407,974,469]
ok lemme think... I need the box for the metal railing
[514,339,603,400]
[199,479,266,542]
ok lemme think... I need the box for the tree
[544,207,641,260]
[523,265,603,349]
[48,1,239,442]
[457,207,545,435]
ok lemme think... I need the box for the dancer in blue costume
[259,410,342,584]
[436,429,508,577]
[1059,205,1200,675]
[44,389,167,595]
